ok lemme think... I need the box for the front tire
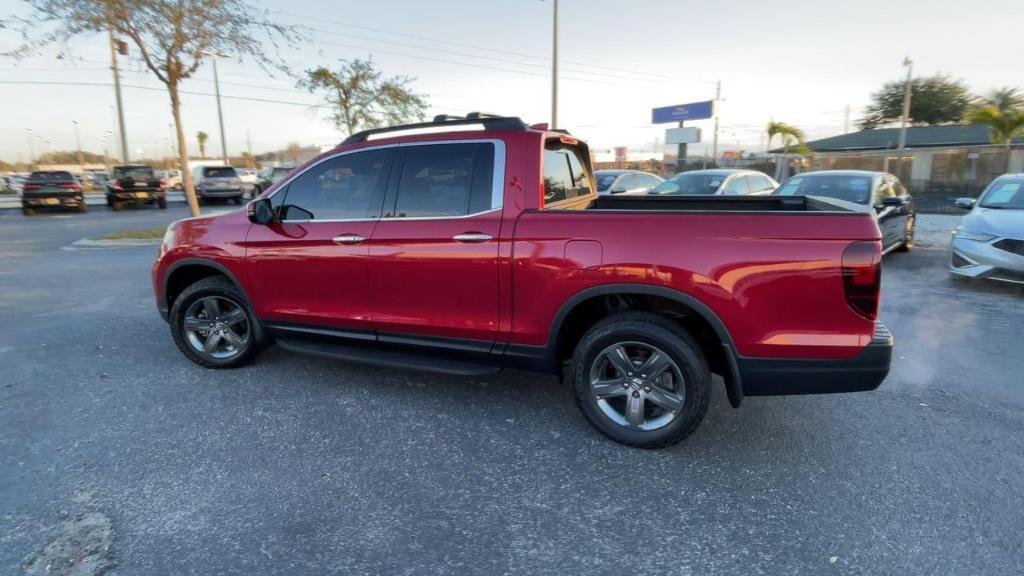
[158,196,167,209]
[22,205,33,216]
[571,312,711,448]
[169,277,264,369]
[111,200,123,211]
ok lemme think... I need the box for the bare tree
[299,59,427,135]
[6,1,298,216]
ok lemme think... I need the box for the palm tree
[196,131,209,159]
[964,105,1024,172]
[766,121,807,180]
[981,87,1024,114]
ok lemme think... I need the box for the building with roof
[779,124,1024,209]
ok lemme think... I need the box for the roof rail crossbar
[432,114,465,122]
[341,115,530,145]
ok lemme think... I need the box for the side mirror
[882,196,905,206]
[954,197,975,210]
[247,198,275,224]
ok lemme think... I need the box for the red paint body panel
[154,126,884,367]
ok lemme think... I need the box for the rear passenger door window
[543,143,592,206]
[391,143,496,217]
[721,175,750,195]
[281,148,395,221]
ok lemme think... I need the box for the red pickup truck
[153,113,892,448]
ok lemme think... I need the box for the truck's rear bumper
[737,322,893,396]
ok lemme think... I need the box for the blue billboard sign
[651,100,714,124]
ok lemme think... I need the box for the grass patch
[95,227,165,240]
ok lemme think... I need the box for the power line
[272,9,716,86]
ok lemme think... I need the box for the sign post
[652,100,715,173]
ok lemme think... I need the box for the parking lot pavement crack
[21,512,116,576]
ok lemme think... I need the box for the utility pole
[711,80,721,166]
[26,128,35,170]
[844,105,851,134]
[106,1,129,162]
[897,57,913,152]
[550,0,559,129]
[212,57,228,164]
[73,120,84,177]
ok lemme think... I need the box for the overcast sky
[1,0,1021,161]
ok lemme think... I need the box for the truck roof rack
[341,112,530,145]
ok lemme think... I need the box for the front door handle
[333,234,365,245]
[453,233,493,243]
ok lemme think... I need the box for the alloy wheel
[589,341,686,431]
[183,296,250,360]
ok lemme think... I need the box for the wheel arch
[548,283,744,407]
[164,258,251,311]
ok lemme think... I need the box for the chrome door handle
[453,233,493,243]
[333,234,365,245]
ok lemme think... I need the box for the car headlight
[162,224,177,252]
[953,227,996,242]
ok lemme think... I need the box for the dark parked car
[650,169,779,196]
[594,170,663,195]
[21,171,86,215]
[252,165,296,197]
[106,164,167,211]
[774,170,915,254]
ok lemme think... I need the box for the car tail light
[23,183,40,191]
[841,241,881,321]
[59,182,82,191]
[111,179,123,190]
[159,179,168,189]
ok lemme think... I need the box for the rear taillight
[111,179,123,190]
[159,179,168,188]
[841,241,881,321]
[23,183,40,191]
[59,182,82,191]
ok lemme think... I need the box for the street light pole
[550,0,558,130]
[73,120,84,177]
[712,80,721,165]
[26,128,35,170]
[897,57,913,152]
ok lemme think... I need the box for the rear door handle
[333,234,366,245]
[453,233,493,243]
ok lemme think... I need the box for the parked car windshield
[113,166,155,179]
[651,173,725,195]
[978,177,1024,209]
[774,174,873,204]
[29,171,73,181]
[204,167,237,178]
[595,173,619,192]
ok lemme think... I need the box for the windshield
[595,173,619,192]
[113,166,155,179]
[651,173,725,195]
[774,174,873,204]
[204,167,237,178]
[978,178,1024,209]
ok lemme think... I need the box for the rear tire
[111,200,123,212]
[158,196,167,209]
[77,202,88,213]
[22,206,33,216]
[169,277,265,369]
[231,196,243,205]
[571,311,711,448]
[897,216,914,252]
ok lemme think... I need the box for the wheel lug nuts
[621,382,629,388]
[644,386,651,392]
[632,391,640,398]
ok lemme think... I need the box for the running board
[276,338,502,377]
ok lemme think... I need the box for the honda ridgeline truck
[152,113,892,448]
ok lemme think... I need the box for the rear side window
[721,175,750,195]
[204,167,237,178]
[748,174,773,193]
[543,143,592,206]
[281,148,395,221]
[392,143,495,218]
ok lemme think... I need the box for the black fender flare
[548,283,743,407]
[163,258,252,307]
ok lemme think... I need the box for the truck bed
[590,194,858,213]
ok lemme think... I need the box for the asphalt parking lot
[2,207,1022,575]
